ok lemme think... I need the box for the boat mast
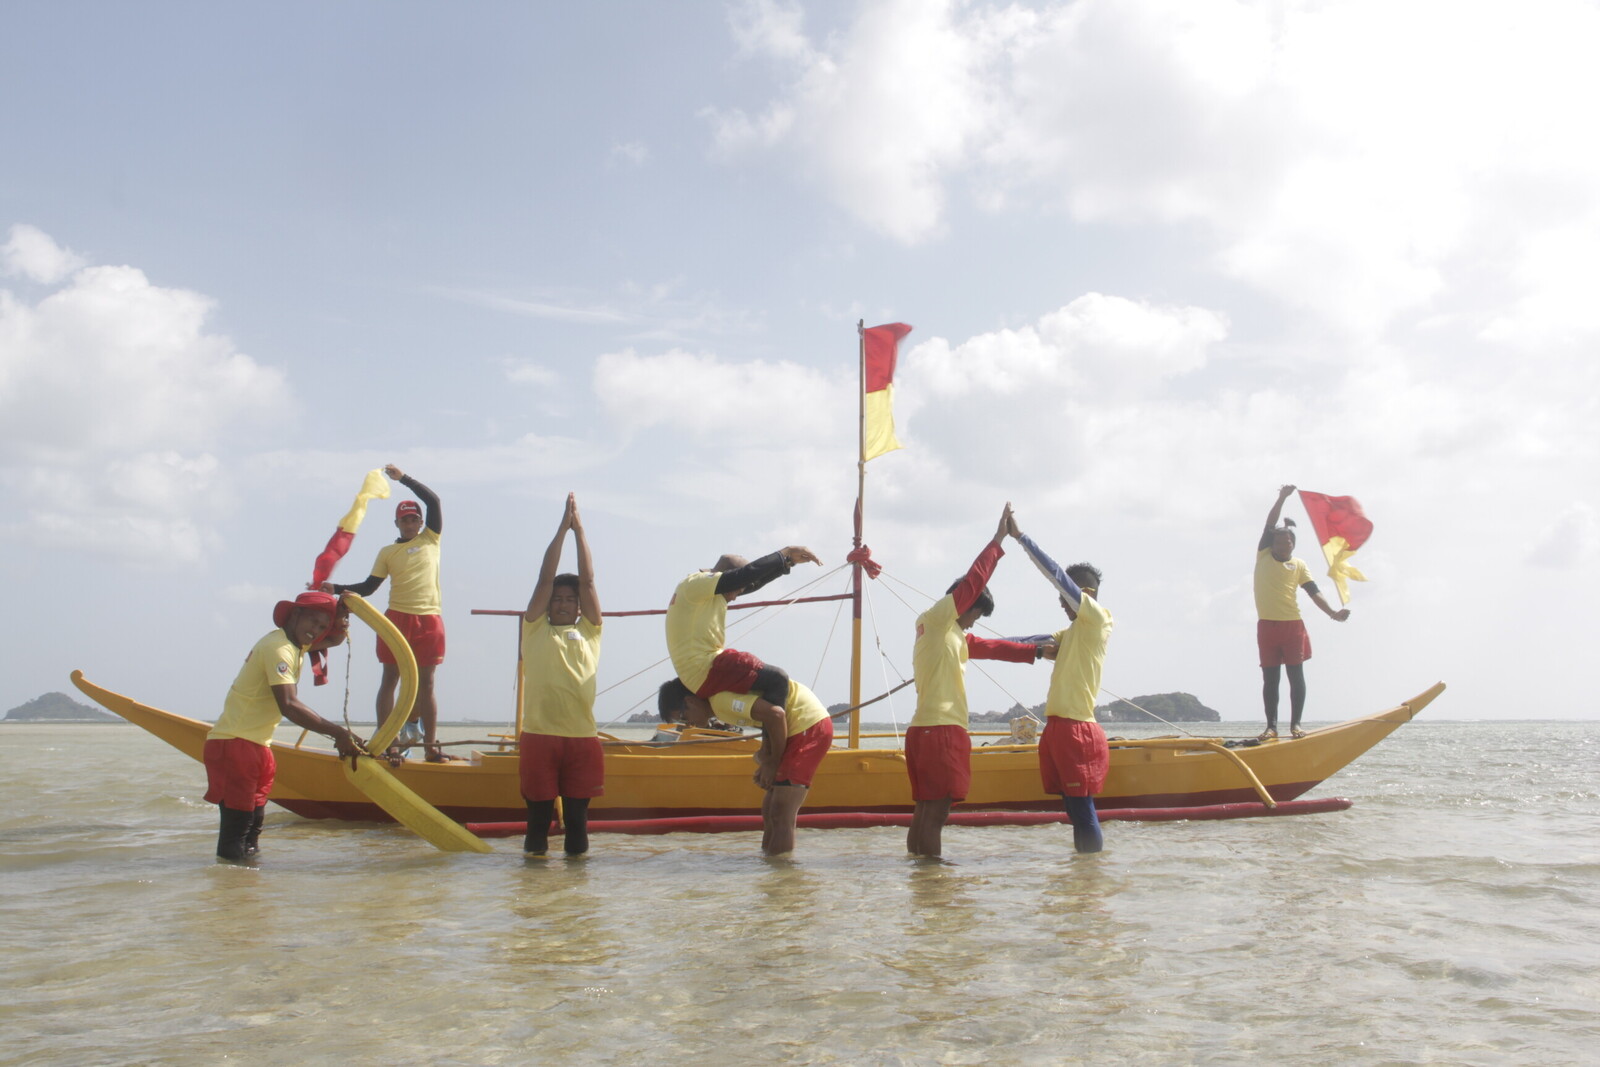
[850,319,866,749]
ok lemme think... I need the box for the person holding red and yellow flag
[1254,484,1350,741]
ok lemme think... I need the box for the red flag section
[307,470,392,684]
[1298,490,1371,605]
[862,322,912,461]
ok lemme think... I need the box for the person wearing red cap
[324,464,449,760]
[204,592,365,861]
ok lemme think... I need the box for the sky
[3,0,1596,727]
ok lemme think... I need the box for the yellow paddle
[339,593,491,853]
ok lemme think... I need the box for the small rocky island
[3,692,120,723]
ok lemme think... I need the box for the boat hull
[70,671,1443,825]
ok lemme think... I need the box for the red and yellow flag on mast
[861,322,912,461]
[1297,490,1372,605]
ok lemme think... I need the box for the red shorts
[518,733,605,801]
[774,719,833,787]
[693,648,764,699]
[905,724,972,802]
[203,738,276,810]
[378,610,446,666]
[1039,717,1109,797]
[1257,619,1311,668]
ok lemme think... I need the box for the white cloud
[1,224,86,285]
[609,140,650,167]
[715,0,1600,337]
[0,230,287,563]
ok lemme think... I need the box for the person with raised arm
[1255,484,1351,741]
[657,675,833,856]
[205,592,364,861]
[665,543,822,713]
[1009,511,1113,853]
[518,493,603,857]
[907,503,1056,859]
[322,464,449,761]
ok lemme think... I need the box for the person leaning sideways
[664,542,822,712]
[204,592,364,862]
[518,493,603,858]
[1009,512,1112,854]
[1255,484,1350,741]
[323,464,449,761]
[907,503,1055,859]
[658,675,834,856]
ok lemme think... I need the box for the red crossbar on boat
[465,797,1353,837]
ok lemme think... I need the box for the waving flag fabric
[862,322,912,461]
[1298,490,1372,605]
[311,469,392,588]
[307,469,391,685]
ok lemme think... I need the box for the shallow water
[2,719,1597,1065]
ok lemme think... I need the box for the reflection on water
[1,722,1599,1065]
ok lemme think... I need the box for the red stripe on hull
[464,798,1352,837]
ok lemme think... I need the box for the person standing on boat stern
[665,542,822,713]
[518,493,604,857]
[907,503,1055,859]
[1256,484,1350,741]
[322,464,449,761]
[657,677,834,856]
[1009,514,1112,854]
[204,592,364,861]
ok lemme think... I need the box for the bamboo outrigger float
[70,322,1443,839]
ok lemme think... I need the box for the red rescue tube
[465,797,1353,837]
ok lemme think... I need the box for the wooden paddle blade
[341,758,492,853]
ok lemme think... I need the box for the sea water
[2,718,1597,1066]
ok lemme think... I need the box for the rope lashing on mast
[846,544,882,578]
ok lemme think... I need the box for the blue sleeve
[1018,531,1082,613]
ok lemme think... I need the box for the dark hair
[946,578,994,617]
[657,678,690,722]
[1066,562,1102,591]
[552,573,580,595]
[1273,520,1297,543]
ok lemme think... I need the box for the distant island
[627,691,1222,725]
[4,691,121,723]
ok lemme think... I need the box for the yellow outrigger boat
[71,323,1442,837]
[70,670,1443,826]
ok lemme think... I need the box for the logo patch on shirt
[276,662,290,676]
[564,629,580,640]
[731,698,747,713]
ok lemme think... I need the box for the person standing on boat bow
[1009,513,1112,854]
[1255,484,1350,741]
[907,503,1056,859]
[321,465,450,761]
[657,675,834,856]
[519,493,604,857]
[205,592,365,861]
[665,542,822,713]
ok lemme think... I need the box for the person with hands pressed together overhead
[1009,510,1113,854]
[322,464,448,761]
[665,541,822,714]
[906,503,1056,859]
[657,674,834,857]
[204,592,365,862]
[518,494,604,857]
[1255,484,1351,741]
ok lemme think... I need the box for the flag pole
[850,319,866,749]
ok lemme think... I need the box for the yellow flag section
[341,592,491,853]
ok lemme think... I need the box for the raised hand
[384,464,406,481]
[780,546,822,566]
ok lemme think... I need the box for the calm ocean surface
[2,715,1597,1066]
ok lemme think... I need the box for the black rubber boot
[216,806,254,862]
[243,806,266,854]
[524,799,555,856]
[563,797,591,856]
